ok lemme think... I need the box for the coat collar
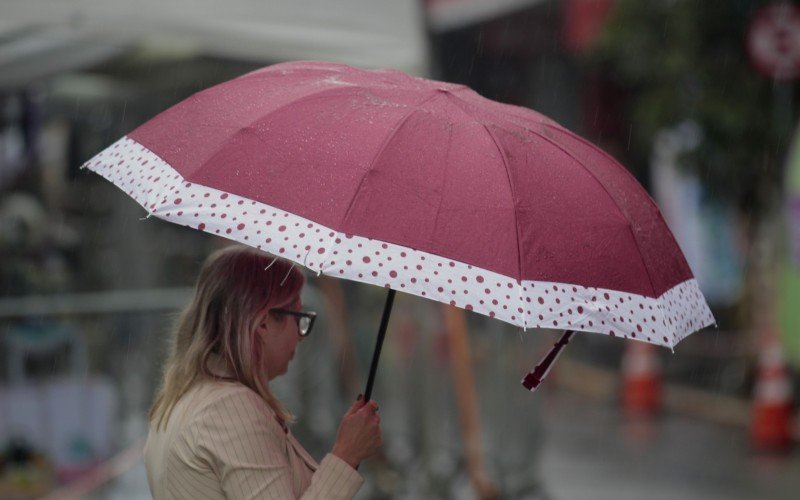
[206,352,238,381]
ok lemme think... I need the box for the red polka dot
[363,256,371,263]
[237,223,245,230]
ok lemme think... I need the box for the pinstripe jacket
[144,374,363,499]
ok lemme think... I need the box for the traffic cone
[750,342,794,452]
[621,342,662,414]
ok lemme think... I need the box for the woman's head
[150,245,305,428]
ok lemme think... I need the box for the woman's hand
[331,396,383,469]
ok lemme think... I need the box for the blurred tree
[590,0,800,336]
[592,0,795,217]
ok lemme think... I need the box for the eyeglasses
[270,308,317,337]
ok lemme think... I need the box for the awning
[0,0,430,89]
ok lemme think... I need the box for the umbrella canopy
[84,60,713,354]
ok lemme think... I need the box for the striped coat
[144,377,363,499]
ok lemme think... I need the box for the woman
[144,245,382,499]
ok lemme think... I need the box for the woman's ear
[255,309,271,338]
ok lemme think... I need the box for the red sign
[562,0,617,54]
[747,3,800,81]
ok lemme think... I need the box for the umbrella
[83,60,715,397]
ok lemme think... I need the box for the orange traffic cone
[621,342,662,414]
[750,342,794,451]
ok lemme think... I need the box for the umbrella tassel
[521,330,575,391]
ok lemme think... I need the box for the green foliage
[592,0,797,215]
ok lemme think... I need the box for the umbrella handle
[363,289,396,402]
[521,330,575,391]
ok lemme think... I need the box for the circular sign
[747,3,800,81]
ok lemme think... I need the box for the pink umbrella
[84,61,714,396]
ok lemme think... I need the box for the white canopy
[0,0,430,88]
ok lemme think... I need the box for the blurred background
[1,0,800,498]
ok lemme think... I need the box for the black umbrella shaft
[364,288,396,402]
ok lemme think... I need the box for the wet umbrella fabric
[84,61,714,390]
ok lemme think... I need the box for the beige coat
[144,377,363,499]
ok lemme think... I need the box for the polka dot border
[85,136,716,348]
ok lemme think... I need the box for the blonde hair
[149,245,305,430]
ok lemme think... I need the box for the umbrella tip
[280,262,296,286]
[264,257,278,271]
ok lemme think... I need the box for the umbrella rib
[529,127,659,298]
[480,124,526,326]
[188,86,362,179]
[340,92,441,227]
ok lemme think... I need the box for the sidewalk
[540,391,800,500]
